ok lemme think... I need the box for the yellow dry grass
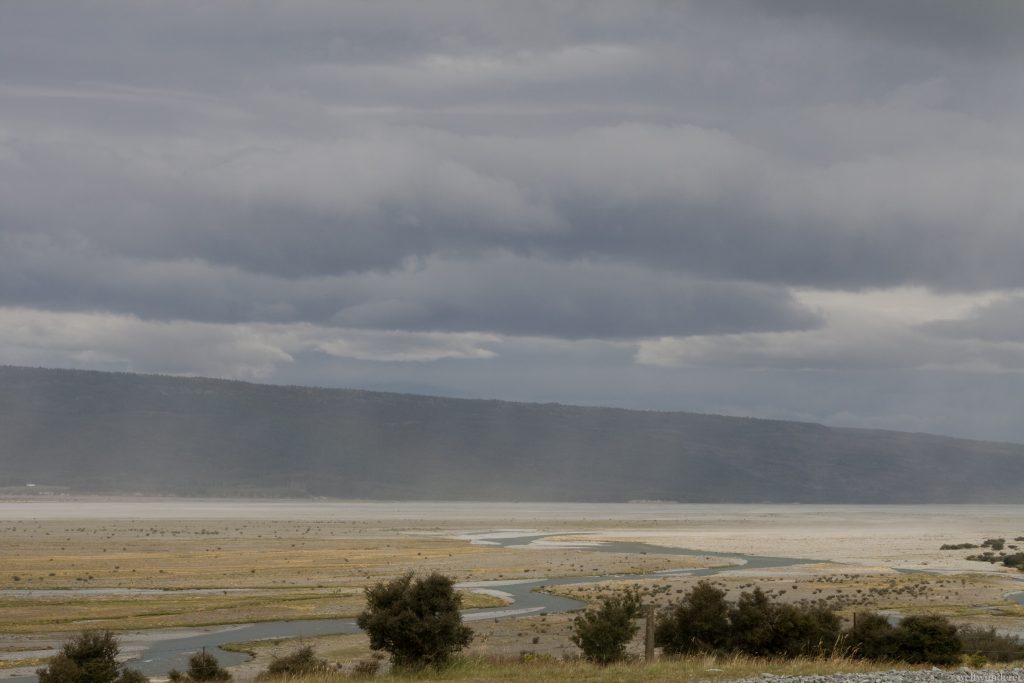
[249,653,954,683]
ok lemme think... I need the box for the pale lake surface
[4,498,1024,522]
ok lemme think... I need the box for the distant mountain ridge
[1,365,1022,502]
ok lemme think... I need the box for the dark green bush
[657,584,840,659]
[727,589,840,657]
[1001,553,1024,570]
[847,612,900,661]
[849,612,961,665]
[895,615,962,665]
[38,655,85,683]
[356,572,472,668]
[261,646,331,678]
[570,588,643,664]
[966,552,1000,563]
[37,631,148,683]
[982,538,1006,551]
[185,650,230,682]
[770,603,841,657]
[656,580,731,654]
[114,670,148,683]
[727,588,776,655]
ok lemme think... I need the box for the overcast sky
[3,1,1024,441]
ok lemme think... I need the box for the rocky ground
[735,670,1024,683]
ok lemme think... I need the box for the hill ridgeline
[1,365,1022,502]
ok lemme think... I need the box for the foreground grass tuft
[256,653,946,683]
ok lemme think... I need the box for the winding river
[6,534,818,681]
[10,534,1024,682]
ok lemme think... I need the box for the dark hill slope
[1,365,1022,502]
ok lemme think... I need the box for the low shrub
[1001,553,1024,570]
[966,552,1000,563]
[260,646,331,678]
[848,612,961,665]
[184,651,230,682]
[350,658,381,678]
[959,625,1024,662]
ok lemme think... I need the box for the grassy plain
[2,499,1024,679]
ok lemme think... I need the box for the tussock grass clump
[259,646,332,679]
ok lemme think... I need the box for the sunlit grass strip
[0,657,48,670]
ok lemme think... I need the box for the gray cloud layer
[2,1,1023,439]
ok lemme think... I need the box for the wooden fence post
[645,604,655,662]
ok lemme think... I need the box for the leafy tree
[356,572,473,668]
[571,588,643,664]
[656,581,730,654]
[185,650,230,682]
[37,631,148,683]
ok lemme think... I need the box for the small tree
[356,572,472,668]
[656,580,730,655]
[571,588,643,664]
[185,650,230,682]
[38,631,148,683]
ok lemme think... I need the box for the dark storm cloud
[747,0,1024,56]
[3,117,1023,297]
[0,233,818,339]
[3,1,1024,439]
[924,296,1024,342]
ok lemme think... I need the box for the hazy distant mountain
[1,365,1022,502]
